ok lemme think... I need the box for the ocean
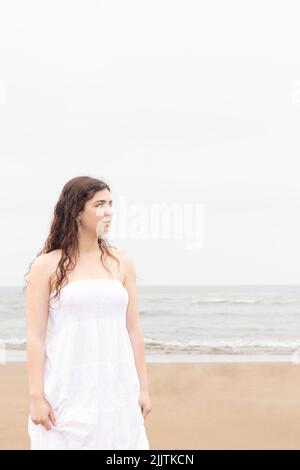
[0,284,299,363]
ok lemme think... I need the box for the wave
[0,337,27,350]
[3,336,300,355]
[144,338,300,354]
[191,298,300,305]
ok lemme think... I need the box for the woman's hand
[30,395,56,431]
[138,389,152,419]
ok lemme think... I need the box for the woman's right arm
[26,254,56,431]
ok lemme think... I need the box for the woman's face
[78,188,113,238]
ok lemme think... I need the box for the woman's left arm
[123,253,152,419]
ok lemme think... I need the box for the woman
[25,175,152,450]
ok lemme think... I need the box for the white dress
[27,278,150,450]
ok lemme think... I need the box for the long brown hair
[24,176,120,305]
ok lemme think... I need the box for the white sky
[0,0,300,285]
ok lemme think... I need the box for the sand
[1,361,300,450]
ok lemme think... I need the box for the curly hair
[23,175,120,306]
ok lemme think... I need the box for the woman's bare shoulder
[30,250,61,276]
[109,247,136,280]
[37,249,61,263]
[112,248,136,277]
[110,246,132,263]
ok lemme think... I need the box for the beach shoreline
[1,350,296,363]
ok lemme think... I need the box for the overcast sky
[0,0,300,286]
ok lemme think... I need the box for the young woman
[25,175,151,450]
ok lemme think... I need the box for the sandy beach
[1,360,300,450]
